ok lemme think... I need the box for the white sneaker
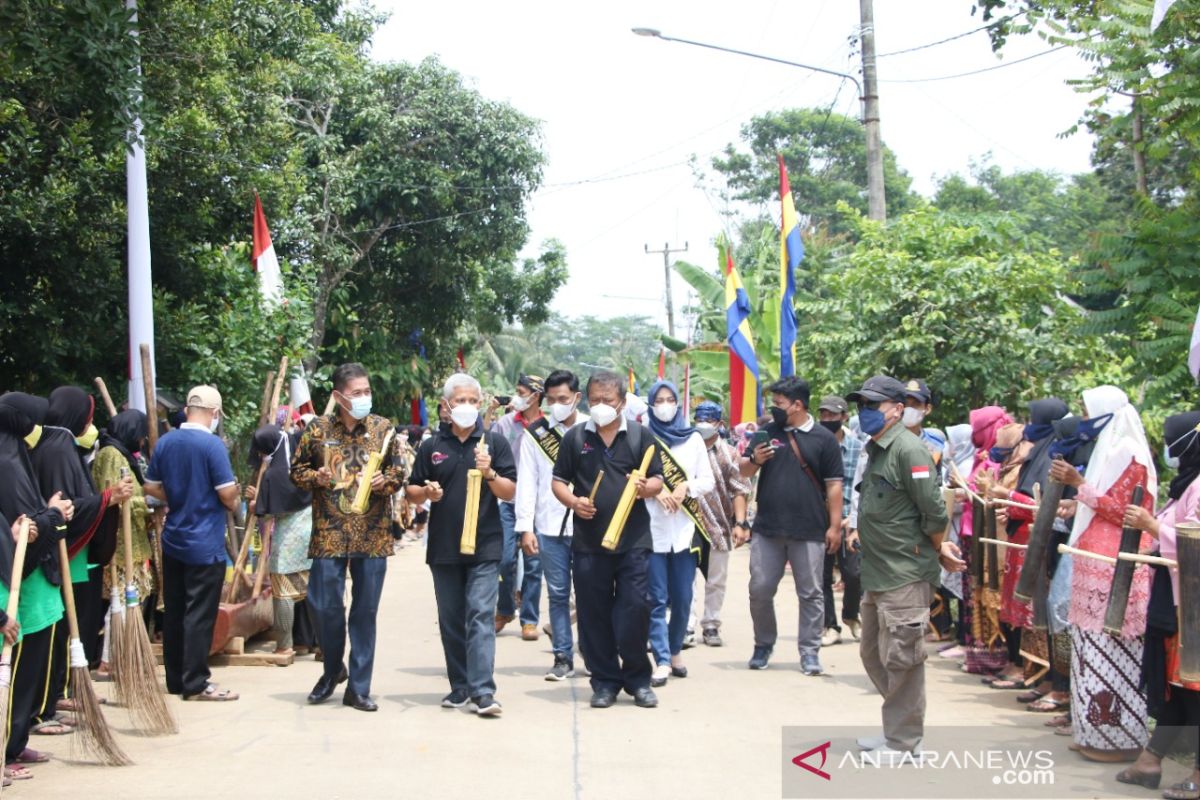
[650,664,670,687]
[856,733,887,751]
[821,628,842,647]
[847,620,861,641]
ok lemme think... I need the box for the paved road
[19,544,1173,799]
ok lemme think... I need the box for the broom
[103,562,127,706]
[0,518,33,776]
[117,490,177,735]
[56,539,132,765]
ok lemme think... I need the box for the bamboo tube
[1057,543,1176,569]
[460,441,486,555]
[991,497,1039,512]
[0,519,33,773]
[351,428,394,514]
[602,445,656,551]
[589,470,605,503]
[94,376,118,417]
[980,538,1028,552]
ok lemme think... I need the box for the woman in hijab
[643,381,714,686]
[1114,410,1200,798]
[1048,385,1156,763]
[247,423,316,656]
[932,423,975,658]
[91,410,155,661]
[28,386,131,728]
[0,392,71,768]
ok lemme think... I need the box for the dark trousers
[822,546,862,630]
[574,548,652,694]
[430,560,500,697]
[162,554,225,697]
[39,620,67,723]
[78,564,105,665]
[6,624,53,759]
[1147,686,1200,768]
[308,556,388,697]
[293,599,319,650]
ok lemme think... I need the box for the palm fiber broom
[56,539,131,766]
[117,494,177,734]
[105,562,126,705]
[0,518,33,777]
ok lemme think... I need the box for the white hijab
[1067,385,1157,545]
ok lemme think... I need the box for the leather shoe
[590,689,617,708]
[633,687,658,708]
[343,690,378,712]
[306,665,348,704]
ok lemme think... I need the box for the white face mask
[510,394,530,412]
[901,407,926,427]
[1165,446,1181,470]
[590,403,619,428]
[695,422,718,439]
[450,404,479,429]
[550,400,576,423]
[652,402,677,423]
[208,414,221,434]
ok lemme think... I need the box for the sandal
[1115,767,1162,790]
[4,765,33,781]
[184,683,240,702]
[14,748,50,764]
[1044,713,1071,727]
[1164,780,1200,800]
[30,719,72,736]
[1016,688,1048,703]
[938,645,965,659]
[989,678,1026,690]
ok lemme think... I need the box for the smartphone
[495,395,512,407]
[750,430,771,450]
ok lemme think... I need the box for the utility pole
[644,241,688,340]
[859,0,887,222]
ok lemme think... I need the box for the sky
[370,1,1097,332]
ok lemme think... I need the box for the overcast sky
[371,0,1096,330]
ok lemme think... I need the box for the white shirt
[647,431,716,553]
[514,413,589,538]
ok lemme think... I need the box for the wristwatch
[484,469,498,481]
[734,520,750,531]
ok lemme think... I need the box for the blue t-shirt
[145,425,236,565]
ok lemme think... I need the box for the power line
[881,45,1071,83]
[876,12,1024,58]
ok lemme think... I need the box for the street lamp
[632,26,886,221]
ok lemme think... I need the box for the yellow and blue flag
[724,243,761,425]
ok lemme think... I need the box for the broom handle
[229,461,269,603]
[252,517,272,597]
[122,499,135,593]
[3,518,32,633]
[139,343,159,455]
[94,377,118,417]
[56,540,82,640]
[268,356,288,423]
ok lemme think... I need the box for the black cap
[903,378,932,405]
[847,375,907,404]
[818,395,848,414]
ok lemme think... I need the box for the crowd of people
[1,361,1197,800]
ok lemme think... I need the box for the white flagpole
[126,0,155,412]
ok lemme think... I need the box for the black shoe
[343,690,378,712]
[307,665,348,704]
[469,694,502,716]
[671,665,688,679]
[633,687,658,708]
[441,689,470,708]
[748,645,772,670]
[590,689,618,708]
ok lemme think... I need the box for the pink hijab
[969,406,1011,473]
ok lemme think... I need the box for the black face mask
[770,406,790,427]
[819,420,842,434]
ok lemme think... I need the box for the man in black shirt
[552,370,664,709]
[407,373,517,717]
[739,376,844,676]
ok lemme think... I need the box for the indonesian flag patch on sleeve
[911,465,931,480]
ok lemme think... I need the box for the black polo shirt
[752,419,844,542]
[552,418,663,554]
[409,425,516,565]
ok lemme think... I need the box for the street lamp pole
[632,26,886,222]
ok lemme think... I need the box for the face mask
[769,406,790,427]
[989,445,1013,463]
[208,415,221,434]
[1076,412,1113,442]
[421,431,432,442]
[24,424,43,449]
[695,422,718,439]
[819,420,842,435]
[75,423,99,450]
[510,394,530,412]
[550,401,576,423]
[590,403,619,428]
[901,407,925,427]
[1165,446,1181,470]
[450,404,479,428]
[1023,423,1055,442]
[653,402,677,423]
[858,406,887,437]
[1165,425,1200,469]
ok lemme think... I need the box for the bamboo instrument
[602,445,656,551]
[589,470,605,503]
[57,539,132,765]
[226,461,269,603]
[323,393,337,416]
[139,343,159,454]
[460,441,486,555]
[1104,484,1146,635]
[0,518,32,773]
[118,468,178,735]
[94,376,118,417]
[1057,543,1176,569]
[1176,522,1200,682]
[351,428,395,514]
[1016,474,1066,603]
[980,538,1028,552]
[984,500,1000,591]
[970,497,986,583]
[991,497,1039,512]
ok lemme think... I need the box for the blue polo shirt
[145,423,236,565]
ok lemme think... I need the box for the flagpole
[126,0,155,413]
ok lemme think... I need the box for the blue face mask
[1075,413,1113,443]
[858,406,887,437]
[348,396,372,420]
[1023,423,1055,443]
[989,446,1013,463]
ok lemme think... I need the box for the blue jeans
[497,501,542,624]
[647,550,697,664]
[308,556,388,697]
[538,534,574,659]
[430,560,501,697]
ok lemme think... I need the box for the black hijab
[1165,410,1200,501]
[0,393,66,580]
[100,409,148,484]
[250,425,311,515]
[46,385,94,436]
[1015,398,1070,499]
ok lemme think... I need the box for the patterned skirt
[965,575,1008,673]
[268,508,313,601]
[1070,627,1149,751]
[999,524,1033,628]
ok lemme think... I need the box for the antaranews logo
[791,741,832,781]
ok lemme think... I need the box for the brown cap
[186,385,222,411]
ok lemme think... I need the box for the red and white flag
[911,465,931,480]
[252,193,283,305]
[289,375,314,416]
